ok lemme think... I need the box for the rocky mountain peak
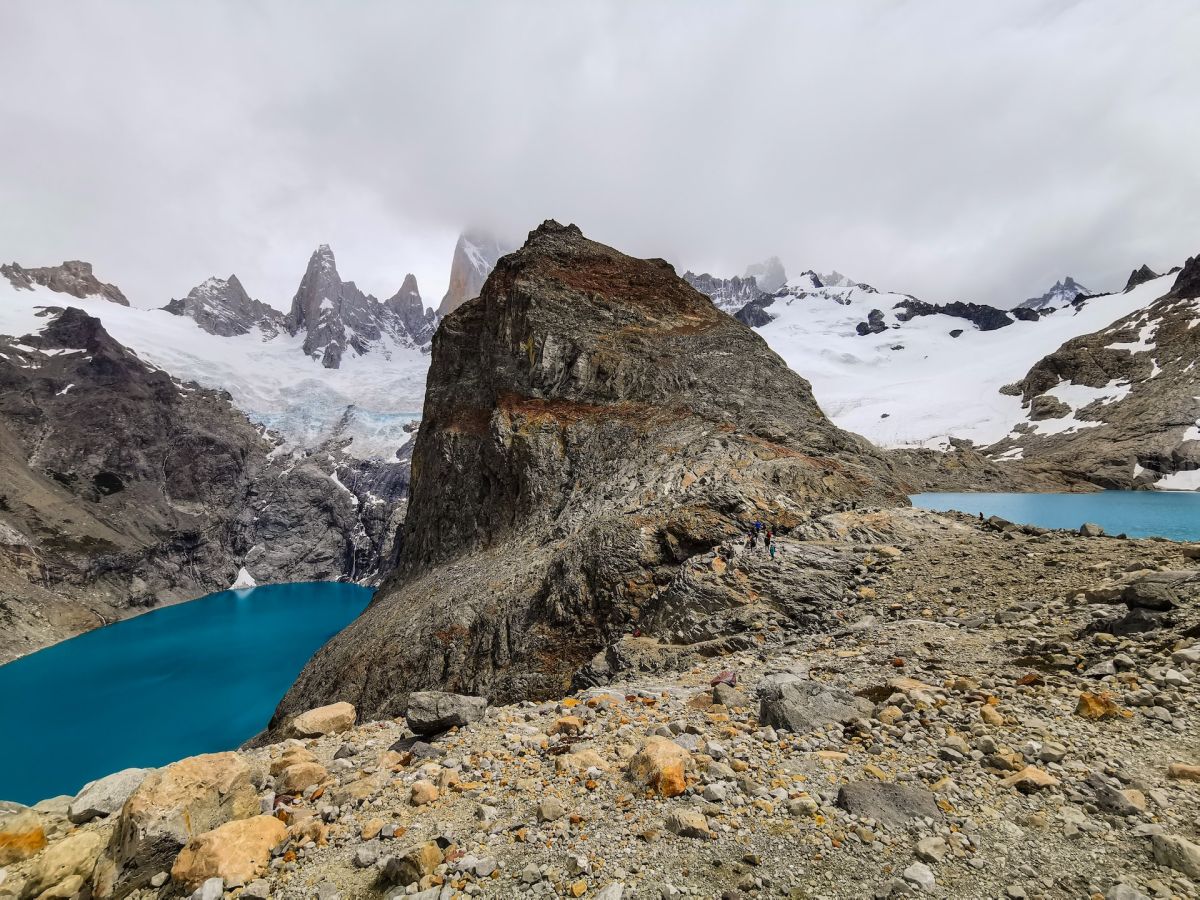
[1167,254,1200,300]
[436,228,511,317]
[384,273,437,346]
[682,270,767,314]
[163,274,287,338]
[272,223,901,725]
[1,260,129,306]
[1124,264,1161,293]
[287,245,434,368]
[1018,275,1090,311]
[744,256,787,294]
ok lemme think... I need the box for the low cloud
[1,0,1197,308]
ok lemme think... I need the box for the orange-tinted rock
[627,736,691,797]
[171,815,287,890]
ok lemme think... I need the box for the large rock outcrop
[2,261,129,306]
[271,221,903,728]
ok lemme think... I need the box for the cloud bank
[1,0,1197,308]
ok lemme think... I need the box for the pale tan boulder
[20,830,105,899]
[275,762,328,796]
[288,702,356,739]
[170,815,287,891]
[108,751,258,896]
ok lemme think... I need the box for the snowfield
[0,265,1182,467]
[752,272,1176,449]
[0,281,425,459]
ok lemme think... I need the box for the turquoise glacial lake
[911,491,1200,541]
[0,582,371,805]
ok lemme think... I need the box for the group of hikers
[744,519,777,559]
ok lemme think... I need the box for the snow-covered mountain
[287,244,435,369]
[163,274,287,338]
[713,263,1198,482]
[1016,276,1090,311]
[1,257,431,459]
[437,230,511,316]
[988,260,1200,489]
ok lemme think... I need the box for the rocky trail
[5,507,1200,900]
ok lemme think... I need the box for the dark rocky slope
[987,257,1200,489]
[271,221,904,728]
[0,307,399,661]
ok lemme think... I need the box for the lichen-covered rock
[0,804,46,865]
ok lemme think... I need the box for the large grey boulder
[837,781,943,829]
[69,767,150,824]
[404,692,488,735]
[756,676,871,734]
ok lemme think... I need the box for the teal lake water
[0,582,370,805]
[911,491,1200,541]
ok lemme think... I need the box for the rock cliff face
[681,271,767,313]
[437,230,510,317]
[162,275,287,338]
[272,221,903,727]
[2,261,129,306]
[287,245,433,368]
[0,306,401,662]
[987,257,1200,489]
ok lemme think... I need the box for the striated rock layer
[271,221,904,728]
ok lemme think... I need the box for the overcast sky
[2,1,1198,309]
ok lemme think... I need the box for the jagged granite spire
[437,229,510,317]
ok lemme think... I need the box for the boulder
[69,768,150,824]
[19,830,105,899]
[275,762,328,796]
[1079,522,1105,537]
[758,677,871,734]
[170,815,287,891]
[664,808,712,839]
[109,751,259,896]
[1152,833,1200,879]
[404,692,487,735]
[836,782,942,829]
[380,841,443,887]
[627,737,692,798]
[288,702,356,739]
[0,803,46,865]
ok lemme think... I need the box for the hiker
[769,539,777,560]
